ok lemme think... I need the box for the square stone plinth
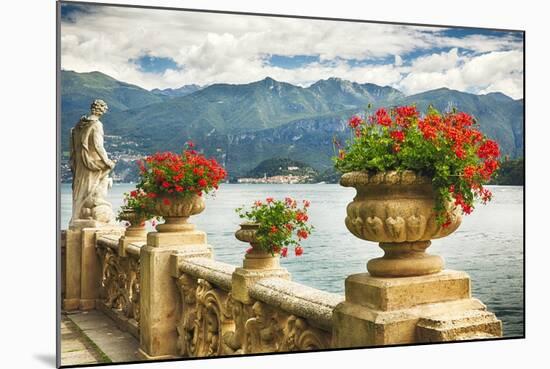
[345,270,471,311]
[332,270,502,348]
[147,230,206,247]
[63,226,123,311]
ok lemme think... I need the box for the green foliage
[236,198,313,256]
[313,167,341,183]
[116,189,158,224]
[246,158,318,179]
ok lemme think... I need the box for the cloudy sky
[60,3,524,98]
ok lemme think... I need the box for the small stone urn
[235,223,281,269]
[118,208,147,239]
[153,194,205,232]
[340,170,462,277]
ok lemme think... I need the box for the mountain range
[60,70,524,180]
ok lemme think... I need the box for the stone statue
[69,99,115,227]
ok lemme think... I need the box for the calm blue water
[60,183,524,338]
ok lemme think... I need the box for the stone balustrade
[170,256,342,357]
[95,234,143,338]
[60,212,502,362]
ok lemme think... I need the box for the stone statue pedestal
[63,223,123,311]
[332,270,502,347]
[138,228,212,360]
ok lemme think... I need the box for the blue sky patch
[267,54,320,69]
[440,28,523,39]
[60,3,93,23]
[129,55,181,74]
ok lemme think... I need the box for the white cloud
[398,50,523,98]
[394,55,403,66]
[410,48,462,72]
[60,5,523,98]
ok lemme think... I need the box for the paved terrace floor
[61,311,140,366]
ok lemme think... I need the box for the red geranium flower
[390,131,405,142]
[348,115,363,128]
[297,229,309,240]
[375,108,392,126]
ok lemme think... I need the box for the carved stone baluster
[128,257,140,322]
[221,293,251,355]
[193,279,234,357]
[175,274,199,357]
[244,301,284,354]
[282,315,330,351]
[100,248,126,309]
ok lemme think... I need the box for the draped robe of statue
[69,114,115,227]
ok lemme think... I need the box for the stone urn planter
[340,170,462,277]
[235,223,281,269]
[153,194,205,233]
[118,208,147,239]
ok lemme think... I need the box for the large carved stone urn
[153,194,205,233]
[235,223,281,269]
[118,208,147,239]
[340,170,461,277]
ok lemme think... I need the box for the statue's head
[90,99,109,117]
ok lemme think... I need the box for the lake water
[60,183,524,338]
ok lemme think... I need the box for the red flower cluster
[413,109,500,217]
[394,106,419,127]
[374,108,392,126]
[137,142,227,198]
[297,229,309,240]
[336,105,502,225]
[236,197,313,258]
[348,115,362,128]
[390,131,405,142]
[117,187,158,224]
[295,211,308,222]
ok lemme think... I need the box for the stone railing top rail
[126,241,145,257]
[96,234,144,257]
[179,257,235,292]
[250,278,344,331]
[96,234,120,251]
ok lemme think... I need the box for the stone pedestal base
[139,230,212,359]
[147,230,206,247]
[332,270,502,348]
[63,224,123,311]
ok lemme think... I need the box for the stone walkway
[61,315,106,366]
[61,311,140,366]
